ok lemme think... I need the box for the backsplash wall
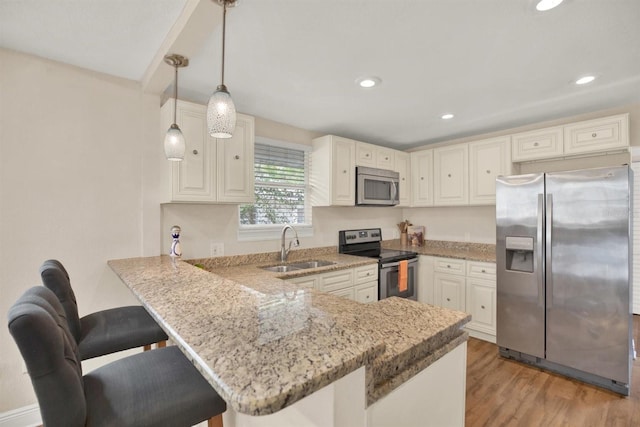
[161,204,405,259]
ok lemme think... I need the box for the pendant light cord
[173,63,179,124]
[221,1,227,86]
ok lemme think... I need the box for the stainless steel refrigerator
[496,165,633,395]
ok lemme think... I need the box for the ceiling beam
[141,0,221,95]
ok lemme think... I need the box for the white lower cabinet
[425,257,496,342]
[286,264,378,304]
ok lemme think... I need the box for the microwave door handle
[391,180,398,202]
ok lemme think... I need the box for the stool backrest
[7,286,86,426]
[39,259,81,342]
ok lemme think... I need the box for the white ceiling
[1,0,639,149]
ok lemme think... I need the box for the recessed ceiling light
[536,0,563,11]
[575,75,596,85]
[441,113,454,120]
[356,76,381,88]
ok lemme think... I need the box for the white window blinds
[239,141,310,226]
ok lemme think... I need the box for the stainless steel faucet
[280,224,300,262]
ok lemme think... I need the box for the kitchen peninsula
[108,250,470,427]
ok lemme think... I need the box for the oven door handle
[381,258,418,269]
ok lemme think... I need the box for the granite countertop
[383,239,496,263]
[108,247,470,416]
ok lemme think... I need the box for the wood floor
[465,316,640,427]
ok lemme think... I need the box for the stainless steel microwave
[355,166,399,206]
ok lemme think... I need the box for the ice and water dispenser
[505,236,534,273]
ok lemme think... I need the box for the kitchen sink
[261,259,336,273]
[289,260,336,269]
[262,265,301,273]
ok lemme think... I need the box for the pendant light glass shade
[163,54,189,161]
[207,0,237,139]
[207,84,236,138]
[164,124,186,161]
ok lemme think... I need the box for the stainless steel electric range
[338,228,418,301]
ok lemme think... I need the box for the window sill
[237,224,313,242]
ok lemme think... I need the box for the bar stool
[8,286,226,427]
[39,259,168,360]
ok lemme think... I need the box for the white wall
[0,48,162,412]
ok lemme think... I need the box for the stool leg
[143,344,151,351]
[157,340,167,348]
[208,414,223,427]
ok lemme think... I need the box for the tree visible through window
[239,141,310,226]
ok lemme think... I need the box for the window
[238,137,312,240]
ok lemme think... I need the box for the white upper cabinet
[161,99,254,203]
[355,142,395,170]
[468,136,512,205]
[434,144,469,206]
[216,114,255,203]
[395,151,411,207]
[410,149,434,206]
[511,126,564,162]
[563,113,629,156]
[311,135,356,206]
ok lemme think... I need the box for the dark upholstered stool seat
[84,346,226,427]
[79,305,169,359]
[8,286,226,427]
[39,259,169,360]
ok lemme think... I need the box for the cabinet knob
[366,295,370,299]
[481,305,486,309]
[192,149,198,155]
[234,155,240,160]
[447,298,451,302]
[533,142,539,147]
[402,177,405,181]
[447,174,452,178]
[486,170,491,174]
[366,153,370,157]
[385,156,389,160]
[421,177,424,180]
[343,170,347,174]
[447,264,451,268]
[481,269,486,273]
[592,133,597,138]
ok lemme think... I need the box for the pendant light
[207,0,237,139]
[163,54,189,161]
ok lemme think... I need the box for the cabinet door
[434,144,468,206]
[466,277,496,336]
[354,282,378,303]
[469,136,511,205]
[332,138,356,205]
[434,273,465,311]
[217,114,255,203]
[511,126,563,162]
[354,264,378,285]
[376,147,395,170]
[563,113,629,155]
[410,150,434,206]
[317,269,354,292]
[417,256,435,305]
[395,151,411,207]
[170,101,217,201]
[355,142,376,167]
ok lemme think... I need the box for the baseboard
[0,404,41,427]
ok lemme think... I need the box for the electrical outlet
[210,242,224,257]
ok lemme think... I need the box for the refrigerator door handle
[537,193,544,307]
[545,193,553,308]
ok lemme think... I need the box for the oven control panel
[340,228,382,244]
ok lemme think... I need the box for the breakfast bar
[108,254,470,427]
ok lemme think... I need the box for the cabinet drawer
[354,264,378,285]
[511,126,563,162]
[354,283,378,304]
[317,269,354,292]
[563,114,629,155]
[466,261,496,280]
[434,258,466,276]
[285,275,317,290]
